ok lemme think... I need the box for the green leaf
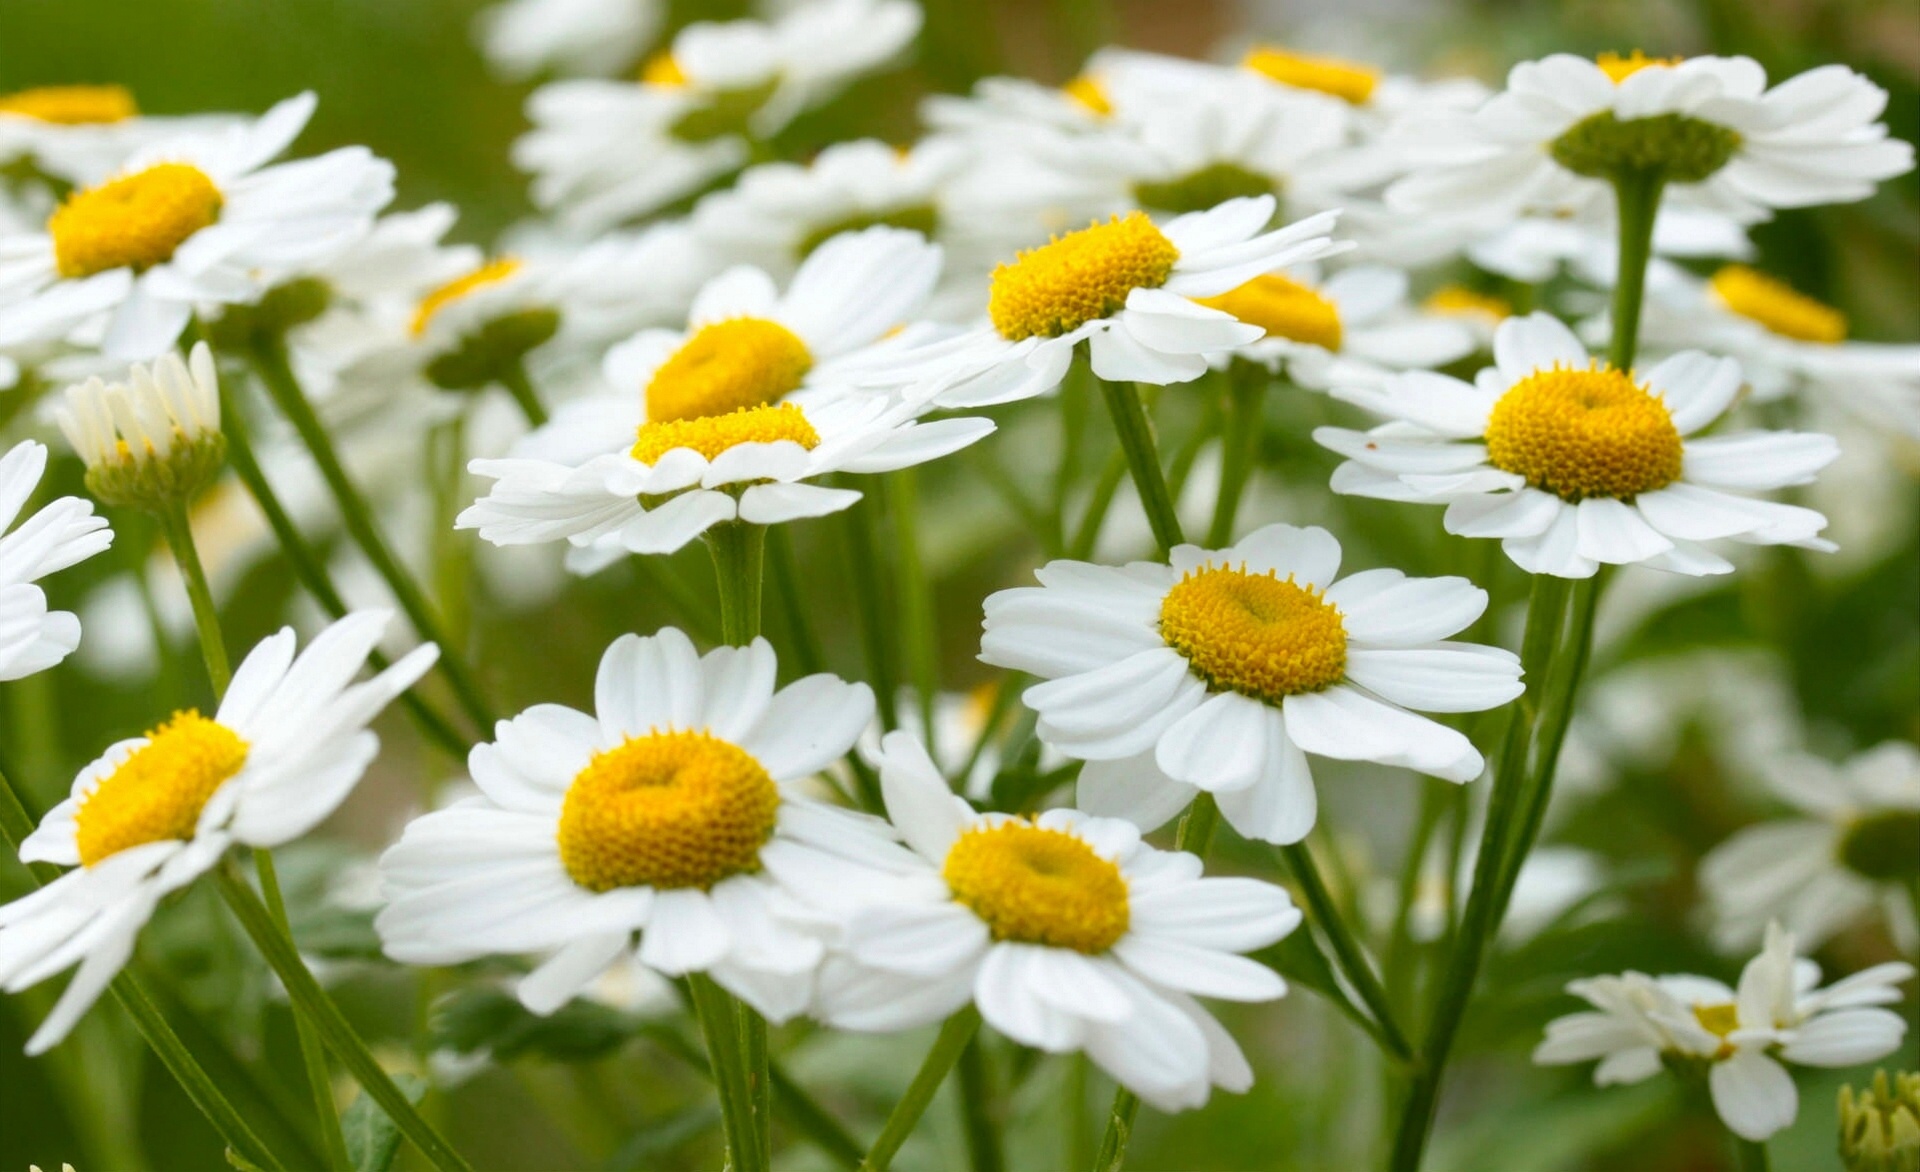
[432,986,633,1062]
[342,1072,426,1172]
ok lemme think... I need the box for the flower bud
[1841,1070,1920,1172]
[55,341,226,511]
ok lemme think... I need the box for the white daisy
[0,85,238,188]
[1534,922,1914,1141]
[1207,263,1476,389]
[0,611,437,1054]
[1701,742,1920,955]
[0,92,395,360]
[0,439,112,681]
[53,341,224,510]
[1387,52,1915,225]
[375,628,911,1023]
[813,731,1302,1112]
[979,523,1523,844]
[457,227,992,563]
[1316,312,1841,578]
[474,0,662,79]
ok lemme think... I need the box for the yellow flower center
[0,84,137,125]
[1710,265,1846,344]
[1061,75,1112,116]
[1484,364,1683,502]
[988,212,1180,342]
[645,317,815,426]
[630,402,821,464]
[1196,273,1342,350]
[556,730,780,892]
[1159,566,1348,702]
[1242,46,1380,105]
[641,51,688,87]
[1693,1001,1740,1060]
[72,711,249,868]
[1597,51,1683,83]
[411,257,522,339]
[49,163,224,279]
[1423,285,1511,325]
[942,822,1130,953]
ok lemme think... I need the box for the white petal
[1075,752,1198,834]
[1709,1051,1797,1142]
[1283,685,1483,782]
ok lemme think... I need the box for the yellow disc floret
[642,52,688,87]
[631,402,821,464]
[1692,1002,1740,1060]
[1597,51,1683,83]
[988,212,1180,342]
[1710,265,1847,344]
[1197,273,1343,351]
[411,257,523,338]
[1061,75,1112,116]
[1484,364,1683,502]
[1159,565,1348,702]
[1424,285,1511,325]
[556,730,780,892]
[0,84,137,125]
[49,163,224,279]
[645,317,815,424]
[943,821,1130,953]
[73,711,249,867]
[1242,46,1380,105]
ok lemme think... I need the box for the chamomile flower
[475,0,662,79]
[0,92,395,360]
[1701,742,1920,955]
[813,731,1302,1112]
[1387,52,1914,225]
[979,524,1523,844]
[0,439,112,681]
[0,611,437,1054]
[1317,312,1840,578]
[1534,922,1915,1141]
[0,85,236,188]
[457,228,992,563]
[54,341,224,511]
[375,629,909,1023]
[1206,264,1475,389]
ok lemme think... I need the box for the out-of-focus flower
[475,0,662,80]
[1212,264,1475,388]
[54,342,224,511]
[0,439,112,681]
[1839,1070,1920,1172]
[0,84,238,187]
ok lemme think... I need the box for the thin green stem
[890,469,941,760]
[1099,378,1185,557]
[956,1032,1004,1172]
[766,527,826,676]
[1731,1136,1770,1172]
[641,1019,864,1170]
[705,521,766,645]
[1278,843,1414,1063]
[686,973,768,1172]
[215,863,473,1172]
[498,360,549,427]
[1174,791,1218,855]
[861,1006,982,1171]
[254,849,353,1172]
[158,502,230,694]
[1069,450,1128,560]
[1607,168,1666,371]
[1206,362,1267,548]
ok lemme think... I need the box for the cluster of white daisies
[0,0,1915,1155]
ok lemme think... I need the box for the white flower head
[981,523,1523,844]
[54,341,224,509]
[376,628,909,1024]
[0,439,113,681]
[0,84,241,187]
[814,731,1302,1112]
[1535,921,1915,1141]
[1317,312,1841,578]
[0,611,437,1054]
[475,0,662,80]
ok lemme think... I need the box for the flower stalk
[861,1006,983,1171]
[1099,377,1184,557]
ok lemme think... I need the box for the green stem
[861,1006,983,1171]
[1607,168,1666,371]
[1069,450,1128,560]
[254,849,353,1172]
[1099,379,1185,557]
[1206,363,1267,548]
[704,521,766,646]
[841,495,900,730]
[1731,1136,1770,1172]
[686,973,768,1172]
[158,502,230,694]
[1175,791,1218,855]
[215,863,473,1172]
[246,338,496,734]
[498,360,549,427]
[766,527,826,676]
[1278,843,1415,1063]
[641,1019,864,1170]
[956,1032,1005,1172]
[890,470,941,760]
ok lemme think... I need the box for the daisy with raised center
[1701,742,1920,955]
[474,0,662,79]
[1317,312,1840,578]
[0,439,113,681]
[375,629,908,1023]
[457,227,992,564]
[0,611,436,1054]
[813,731,1302,1111]
[1534,922,1915,1141]
[979,523,1523,844]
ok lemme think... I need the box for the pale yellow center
[988,212,1180,342]
[1693,1001,1740,1060]
[0,84,137,125]
[1159,565,1348,702]
[943,822,1130,953]
[1196,273,1342,350]
[1423,285,1511,325]
[1597,51,1683,83]
[411,257,522,338]
[1484,365,1683,502]
[73,711,248,867]
[1061,75,1112,116]
[642,52,688,87]
[49,163,223,279]
[1710,265,1847,344]
[1242,46,1380,105]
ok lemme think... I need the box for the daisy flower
[1316,312,1841,578]
[457,227,992,563]
[474,0,662,79]
[1534,922,1915,1141]
[1701,742,1920,954]
[1387,52,1915,225]
[1207,263,1476,389]
[813,731,1302,1112]
[0,611,437,1054]
[0,439,113,681]
[0,92,395,360]
[375,629,910,1023]
[0,85,238,188]
[54,341,225,511]
[979,523,1523,844]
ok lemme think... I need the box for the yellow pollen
[49,162,224,280]
[645,317,814,424]
[988,212,1180,342]
[642,52,688,87]
[943,822,1129,953]
[72,711,249,868]
[1484,364,1683,502]
[1159,565,1348,702]
[1196,272,1343,350]
[1693,1002,1740,1060]
[1061,75,1112,116]
[556,730,779,892]
[1710,265,1846,344]
[1242,46,1380,105]
[630,402,821,464]
[0,84,137,125]
[411,257,522,339]
[1597,51,1683,83]
[1423,284,1511,324]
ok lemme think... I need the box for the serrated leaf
[343,1072,426,1172]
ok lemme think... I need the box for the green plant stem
[1731,1137,1770,1172]
[861,1006,983,1171]
[1069,450,1129,560]
[766,527,826,676]
[1278,843,1414,1063]
[246,338,496,733]
[498,360,549,426]
[158,502,230,694]
[957,1033,1005,1172]
[890,469,941,759]
[254,848,353,1172]
[1206,362,1268,548]
[1099,379,1185,556]
[640,1019,864,1170]
[1607,167,1666,371]
[705,521,766,646]
[841,495,900,729]
[215,862,473,1172]
[686,973,768,1172]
